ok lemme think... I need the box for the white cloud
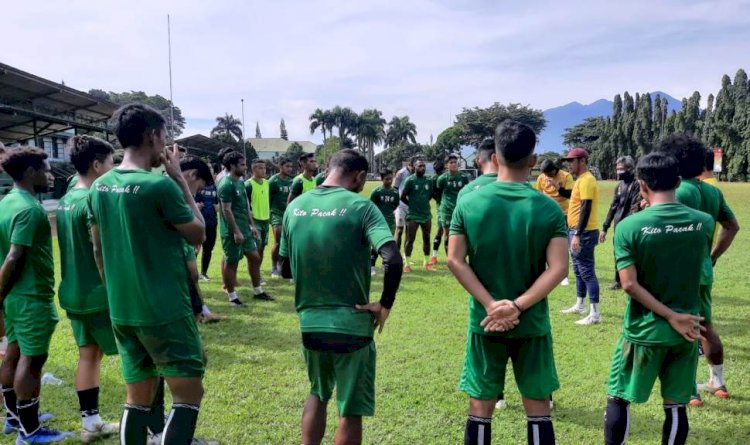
[2,0,749,145]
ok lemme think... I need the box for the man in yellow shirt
[560,148,601,325]
[536,159,574,215]
[700,148,721,244]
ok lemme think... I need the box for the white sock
[432,249,438,257]
[201,304,212,316]
[591,303,600,316]
[253,286,263,295]
[710,364,725,386]
[82,413,103,431]
[576,297,585,308]
[228,291,238,301]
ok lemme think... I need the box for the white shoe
[495,399,507,409]
[550,400,555,410]
[81,422,119,443]
[371,267,377,276]
[147,433,162,445]
[560,277,569,286]
[575,314,601,325]
[561,304,586,315]
[271,272,281,279]
[199,274,210,282]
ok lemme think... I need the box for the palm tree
[385,115,417,148]
[211,113,243,142]
[355,109,386,169]
[331,106,358,142]
[309,108,328,142]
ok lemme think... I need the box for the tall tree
[385,116,418,148]
[211,113,243,142]
[280,119,288,140]
[309,108,328,142]
[89,89,186,137]
[354,109,386,169]
[454,103,546,147]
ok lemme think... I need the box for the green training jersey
[184,241,196,262]
[88,169,194,326]
[269,174,293,217]
[457,173,497,202]
[402,174,433,223]
[280,187,394,337]
[675,178,735,285]
[218,175,251,238]
[291,174,316,197]
[0,189,54,302]
[450,182,567,338]
[56,187,108,314]
[369,185,400,229]
[437,171,470,215]
[431,174,443,204]
[245,177,270,221]
[614,202,714,346]
[315,172,326,186]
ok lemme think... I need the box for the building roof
[0,62,118,143]
[247,138,316,154]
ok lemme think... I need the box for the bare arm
[711,218,740,265]
[162,146,205,245]
[221,202,242,238]
[0,244,28,304]
[619,265,704,342]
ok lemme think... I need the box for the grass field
[31,180,750,444]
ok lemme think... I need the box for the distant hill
[539,91,683,152]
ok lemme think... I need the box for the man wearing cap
[560,147,601,325]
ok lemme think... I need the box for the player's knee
[468,398,495,417]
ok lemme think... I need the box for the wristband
[512,299,523,313]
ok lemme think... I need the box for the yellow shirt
[567,171,599,230]
[536,170,574,214]
[702,177,721,244]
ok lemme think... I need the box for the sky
[3,0,750,146]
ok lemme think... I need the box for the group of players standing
[0,101,741,445]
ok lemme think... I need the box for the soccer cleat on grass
[688,395,704,407]
[698,383,730,399]
[199,274,210,282]
[608,282,622,290]
[270,272,281,279]
[81,421,119,443]
[403,265,412,273]
[560,277,570,286]
[575,314,601,325]
[4,414,54,435]
[425,264,436,272]
[200,313,223,323]
[229,298,246,308]
[560,304,586,315]
[253,292,275,301]
[428,256,438,265]
[495,399,507,409]
[15,427,72,444]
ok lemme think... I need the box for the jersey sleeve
[402,177,413,196]
[363,202,394,251]
[218,179,234,203]
[279,210,290,257]
[613,222,636,271]
[369,188,379,204]
[578,175,597,200]
[9,208,45,247]
[449,201,467,236]
[717,191,735,222]
[244,181,253,200]
[436,174,446,190]
[157,179,194,225]
[86,192,98,226]
[291,178,303,196]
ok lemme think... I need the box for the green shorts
[607,336,698,404]
[700,284,712,324]
[304,342,376,417]
[440,211,453,229]
[4,297,58,356]
[68,311,118,356]
[437,213,444,228]
[460,332,559,400]
[253,218,270,248]
[221,233,257,265]
[271,211,284,227]
[113,315,205,384]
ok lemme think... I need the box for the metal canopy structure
[0,62,118,144]
[175,134,235,160]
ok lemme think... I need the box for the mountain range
[538,91,683,152]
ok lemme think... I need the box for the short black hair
[433,159,445,175]
[279,157,292,166]
[217,147,235,161]
[299,153,314,164]
[69,135,114,174]
[329,149,368,174]
[704,148,714,172]
[251,158,266,166]
[180,156,214,186]
[380,169,393,178]
[409,156,418,166]
[1,146,48,181]
[636,152,680,192]
[477,138,495,163]
[655,133,705,179]
[111,103,166,148]
[494,120,536,167]
[446,153,459,162]
[540,159,559,174]
[222,151,245,169]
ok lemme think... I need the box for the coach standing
[560,147,601,326]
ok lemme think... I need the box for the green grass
[35,180,750,444]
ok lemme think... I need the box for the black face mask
[618,171,634,182]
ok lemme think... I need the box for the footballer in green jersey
[279,149,403,445]
[428,160,446,265]
[400,160,435,271]
[369,170,400,273]
[269,158,294,278]
[448,121,568,445]
[435,154,470,260]
[288,153,318,203]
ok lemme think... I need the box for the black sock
[147,378,166,435]
[17,398,40,436]
[464,415,492,445]
[497,393,504,400]
[163,404,200,444]
[527,416,555,445]
[121,404,151,445]
[1,386,18,424]
[432,236,441,252]
[371,249,377,267]
[604,396,630,445]
[662,404,689,445]
[77,387,99,417]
